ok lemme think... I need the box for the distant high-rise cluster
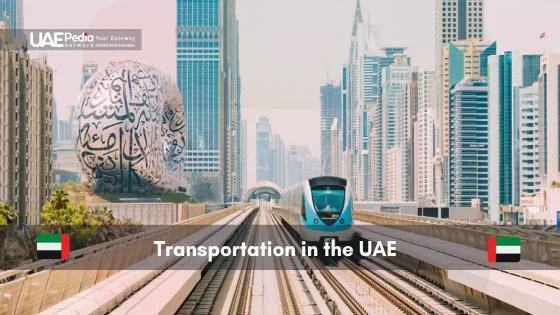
[52,62,99,184]
[0,22,53,226]
[320,0,560,225]
[256,117,320,189]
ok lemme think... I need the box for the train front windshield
[311,185,345,223]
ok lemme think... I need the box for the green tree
[0,202,17,226]
[551,181,560,189]
[41,201,88,226]
[51,189,70,210]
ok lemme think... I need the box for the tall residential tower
[320,83,342,176]
[0,23,53,226]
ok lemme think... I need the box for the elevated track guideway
[12,203,560,314]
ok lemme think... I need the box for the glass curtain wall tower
[177,0,239,201]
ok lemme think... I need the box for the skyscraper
[488,52,513,216]
[269,134,286,188]
[0,0,23,37]
[240,119,247,197]
[386,147,403,202]
[0,23,53,226]
[441,40,496,157]
[371,47,409,201]
[53,99,59,144]
[518,82,541,197]
[435,0,487,205]
[177,0,239,201]
[512,53,541,205]
[417,70,438,201]
[435,0,486,147]
[450,77,489,212]
[344,0,380,201]
[441,40,495,205]
[256,116,271,182]
[224,0,241,202]
[286,145,312,187]
[330,118,342,177]
[81,62,99,89]
[407,69,419,201]
[381,54,413,201]
[320,83,342,176]
[538,53,560,191]
[435,0,485,46]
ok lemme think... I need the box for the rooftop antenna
[368,11,371,33]
[324,57,332,84]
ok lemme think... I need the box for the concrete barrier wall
[88,203,208,225]
[355,211,560,267]
[177,204,206,222]
[89,203,178,225]
[0,204,252,315]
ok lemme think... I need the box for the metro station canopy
[244,181,282,202]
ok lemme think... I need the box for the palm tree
[51,190,70,210]
[86,207,117,244]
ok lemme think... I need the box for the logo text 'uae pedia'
[29,32,93,48]
[487,236,520,263]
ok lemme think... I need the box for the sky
[23,0,560,190]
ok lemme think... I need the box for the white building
[519,82,541,197]
[386,148,403,202]
[417,70,438,201]
[512,52,542,205]
[330,118,342,177]
[538,53,560,190]
[342,151,352,181]
[240,119,247,196]
[535,53,560,224]
[344,0,380,201]
[381,54,411,201]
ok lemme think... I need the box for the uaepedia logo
[29,32,94,48]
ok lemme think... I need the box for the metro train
[276,176,354,244]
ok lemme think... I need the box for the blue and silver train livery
[276,176,354,244]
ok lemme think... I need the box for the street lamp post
[470,144,485,219]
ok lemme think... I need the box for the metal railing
[355,210,560,267]
[0,204,253,315]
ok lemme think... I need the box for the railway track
[313,258,369,315]
[266,213,303,315]
[175,210,259,315]
[270,207,491,315]
[227,213,260,315]
[352,256,489,315]
[269,209,364,315]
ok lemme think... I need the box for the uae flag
[487,236,520,263]
[37,234,70,260]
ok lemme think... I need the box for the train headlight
[314,219,319,224]
[340,219,344,224]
